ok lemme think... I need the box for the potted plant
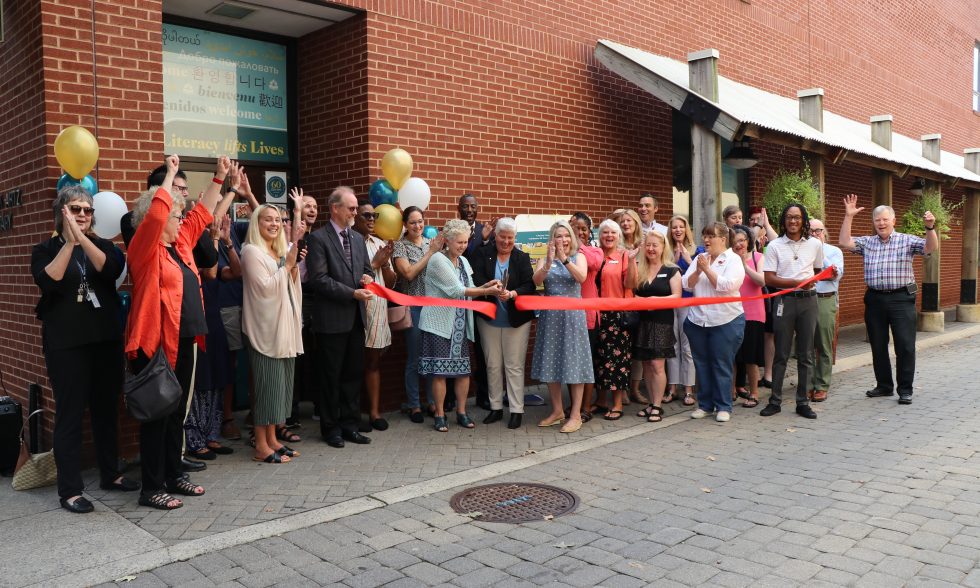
[761,164,823,219]
[899,186,961,239]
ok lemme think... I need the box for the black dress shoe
[409,410,425,424]
[758,379,772,388]
[759,403,781,417]
[796,405,817,419]
[507,413,522,429]
[476,399,492,411]
[898,395,912,405]
[371,418,389,431]
[342,431,372,444]
[60,496,94,513]
[325,437,345,448]
[358,420,373,433]
[483,409,503,424]
[866,389,894,398]
[180,457,207,472]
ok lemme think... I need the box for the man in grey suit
[305,186,375,448]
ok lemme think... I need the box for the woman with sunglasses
[354,201,396,431]
[31,185,135,513]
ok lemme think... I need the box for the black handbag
[124,347,181,422]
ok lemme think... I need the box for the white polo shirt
[763,235,824,281]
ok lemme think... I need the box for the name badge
[656,273,667,278]
[608,259,619,264]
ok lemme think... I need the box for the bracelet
[212,176,225,185]
[227,187,239,196]
[925,226,935,231]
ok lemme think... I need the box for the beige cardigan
[241,243,303,358]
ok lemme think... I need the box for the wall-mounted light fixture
[909,177,924,196]
[723,139,758,169]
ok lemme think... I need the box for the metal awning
[595,40,980,189]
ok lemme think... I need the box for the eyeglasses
[172,184,190,193]
[785,215,803,221]
[811,228,825,233]
[360,212,378,220]
[168,213,185,221]
[68,205,95,216]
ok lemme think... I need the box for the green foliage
[761,165,823,220]
[899,186,962,240]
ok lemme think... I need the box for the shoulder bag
[12,409,57,491]
[124,346,182,422]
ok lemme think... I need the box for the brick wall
[0,0,164,451]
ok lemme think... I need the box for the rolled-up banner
[514,266,834,312]
[366,282,498,319]
[366,266,832,317]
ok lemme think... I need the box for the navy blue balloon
[369,179,397,207]
[57,173,97,194]
[422,225,439,239]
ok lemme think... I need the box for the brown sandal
[742,397,759,408]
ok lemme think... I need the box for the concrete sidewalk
[4,311,979,587]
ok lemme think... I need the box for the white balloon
[92,191,128,239]
[397,177,431,211]
[116,262,128,290]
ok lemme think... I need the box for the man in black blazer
[304,186,375,447]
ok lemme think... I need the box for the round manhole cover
[450,483,579,523]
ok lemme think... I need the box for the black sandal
[646,405,664,423]
[166,478,205,496]
[276,445,300,458]
[276,426,301,443]
[637,404,657,418]
[139,492,182,510]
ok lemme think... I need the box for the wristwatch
[925,226,935,231]
[561,258,570,265]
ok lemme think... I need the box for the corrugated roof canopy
[595,40,980,189]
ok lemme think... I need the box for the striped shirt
[851,232,926,290]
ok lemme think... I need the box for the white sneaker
[691,408,710,419]
[716,411,731,422]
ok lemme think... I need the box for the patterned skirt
[596,311,632,391]
[419,307,471,376]
[364,295,392,349]
[632,320,677,361]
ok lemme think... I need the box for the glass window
[671,110,748,221]
[974,42,979,111]
[162,24,289,164]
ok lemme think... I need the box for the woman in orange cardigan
[126,154,230,510]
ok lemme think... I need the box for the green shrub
[761,165,823,220]
[899,186,961,240]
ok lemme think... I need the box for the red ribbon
[368,267,833,317]
[366,282,498,319]
[513,266,835,312]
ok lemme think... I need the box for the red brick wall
[0,0,164,451]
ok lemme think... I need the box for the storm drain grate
[449,483,579,523]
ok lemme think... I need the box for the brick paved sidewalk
[96,325,980,588]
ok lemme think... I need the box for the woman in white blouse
[682,222,745,423]
[241,204,304,463]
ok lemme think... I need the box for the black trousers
[865,288,917,396]
[46,340,124,499]
[132,337,195,496]
[315,317,364,440]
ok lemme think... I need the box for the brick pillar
[959,149,980,322]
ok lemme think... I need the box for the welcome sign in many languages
[162,24,288,163]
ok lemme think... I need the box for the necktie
[341,229,352,266]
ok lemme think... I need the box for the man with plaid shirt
[839,194,937,405]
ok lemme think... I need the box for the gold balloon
[380,148,413,190]
[374,204,403,241]
[54,126,100,180]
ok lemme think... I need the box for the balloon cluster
[54,125,128,240]
[370,148,433,241]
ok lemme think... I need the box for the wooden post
[798,89,825,213]
[688,49,721,235]
[918,134,943,332]
[870,115,893,208]
[958,148,980,322]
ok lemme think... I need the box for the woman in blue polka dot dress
[531,220,595,433]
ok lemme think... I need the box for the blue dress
[531,255,595,384]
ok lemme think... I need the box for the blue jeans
[684,314,745,413]
[403,306,433,410]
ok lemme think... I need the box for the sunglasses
[360,212,378,220]
[69,205,95,216]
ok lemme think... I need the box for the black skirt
[736,320,766,366]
